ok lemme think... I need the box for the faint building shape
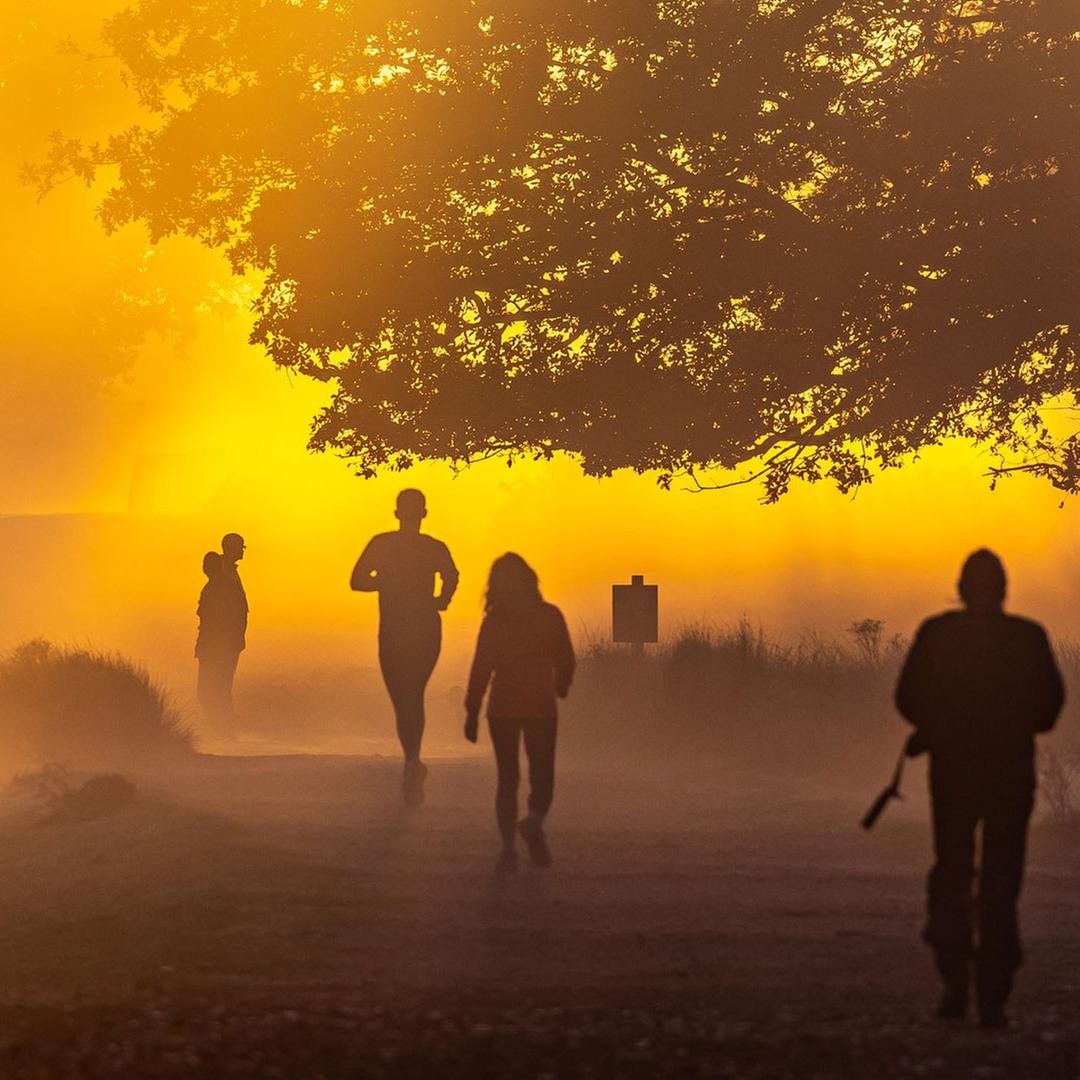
[127,452,220,514]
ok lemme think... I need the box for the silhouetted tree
[31,0,1080,499]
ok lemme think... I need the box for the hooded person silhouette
[895,549,1064,1027]
[195,538,248,733]
[351,490,459,806]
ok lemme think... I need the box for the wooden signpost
[612,575,659,654]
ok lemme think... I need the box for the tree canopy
[34,0,1080,499]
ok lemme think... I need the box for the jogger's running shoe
[402,760,428,807]
[517,817,552,867]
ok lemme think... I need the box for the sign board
[612,575,659,645]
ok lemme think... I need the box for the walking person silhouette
[896,549,1064,1027]
[351,490,459,806]
[195,533,249,734]
[464,554,575,872]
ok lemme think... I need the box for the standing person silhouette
[896,549,1064,1027]
[195,535,248,733]
[351,490,459,806]
[464,554,575,872]
[195,551,225,724]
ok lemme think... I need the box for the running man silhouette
[896,549,1064,1027]
[464,553,575,872]
[195,534,249,732]
[351,490,459,806]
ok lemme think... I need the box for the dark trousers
[488,716,557,846]
[926,756,1035,1009]
[197,651,240,730]
[379,618,440,761]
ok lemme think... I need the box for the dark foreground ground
[0,753,1078,1079]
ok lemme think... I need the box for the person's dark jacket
[196,575,248,657]
[466,602,575,720]
[895,609,1064,757]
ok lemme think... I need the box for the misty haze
[3,0,1080,1077]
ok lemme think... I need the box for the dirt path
[0,753,1077,1077]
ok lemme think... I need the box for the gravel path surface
[0,753,1077,1077]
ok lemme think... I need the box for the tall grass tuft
[568,619,1080,791]
[566,619,909,771]
[0,640,194,766]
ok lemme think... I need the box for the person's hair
[396,489,426,516]
[485,553,543,615]
[202,551,222,578]
[222,532,244,548]
[958,548,1006,607]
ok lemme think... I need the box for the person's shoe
[495,848,518,873]
[937,988,968,1020]
[402,760,428,807]
[979,1004,1008,1029]
[517,817,552,867]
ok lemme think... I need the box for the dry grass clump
[567,619,908,770]
[0,640,193,767]
[571,619,1080,798]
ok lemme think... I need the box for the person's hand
[464,713,479,743]
[434,595,450,612]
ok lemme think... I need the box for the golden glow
[2,0,1078,705]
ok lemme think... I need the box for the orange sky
[3,0,1079,701]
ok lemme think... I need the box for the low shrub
[8,764,138,825]
[0,640,193,766]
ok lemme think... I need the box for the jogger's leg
[379,622,440,763]
[379,649,424,761]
